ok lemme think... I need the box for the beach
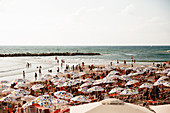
[0,46,170,113]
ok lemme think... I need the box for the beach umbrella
[80,82,93,88]
[103,79,116,84]
[53,99,68,105]
[31,84,44,91]
[120,75,131,81]
[62,80,77,87]
[71,74,79,79]
[0,80,9,84]
[42,74,52,78]
[108,71,120,75]
[155,71,165,74]
[0,84,9,91]
[87,86,104,92]
[32,95,55,108]
[71,95,91,102]
[83,78,94,83]
[22,95,60,108]
[93,79,103,85]
[51,77,59,83]
[78,87,89,93]
[125,80,139,86]
[1,88,15,94]
[163,81,170,87]
[167,72,170,76]
[11,89,30,98]
[21,95,36,101]
[120,89,138,95]
[106,75,120,79]
[158,76,169,81]
[153,80,165,86]
[139,83,153,88]
[14,82,27,88]
[54,91,73,100]
[109,87,124,94]
[11,79,29,84]
[0,96,17,102]
[78,72,86,76]
[38,77,48,81]
[127,73,136,77]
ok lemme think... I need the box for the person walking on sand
[35,72,37,81]
[23,71,25,79]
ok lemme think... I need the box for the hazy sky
[0,0,170,45]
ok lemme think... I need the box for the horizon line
[0,44,170,46]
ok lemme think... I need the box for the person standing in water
[23,71,25,79]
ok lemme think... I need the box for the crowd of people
[0,60,170,113]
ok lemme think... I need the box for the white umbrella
[163,81,170,87]
[109,87,124,94]
[78,87,89,93]
[158,76,169,81]
[93,79,103,85]
[87,86,104,92]
[31,84,44,91]
[71,95,91,102]
[1,88,15,94]
[139,83,153,88]
[14,82,27,88]
[154,80,165,86]
[80,82,93,88]
[120,89,138,95]
[54,91,73,100]
[125,80,139,86]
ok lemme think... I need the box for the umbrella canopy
[109,71,120,75]
[71,74,79,79]
[21,95,36,101]
[163,81,170,87]
[93,79,103,85]
[120,75,131,81]
[106,75,120,80]
[11,79,29,84]
[125,80,139,86]
[70,98,153,113]
[11,89,30,98]
[103,79,116,84]
[1,88,15,93]
[53,99,68,105]
[154,80,165,86]
[83,78,94,83]
[87,86,104,92]
[71,95,91,102]
[0,84,9,91]
[14,82,27,88]
[78,87,89,93]
[158,76,169,81]
[167,72,170,76]
[54,91,73,100]
[31,84,44,91]
[0,96,16,102]
[139,83,153,88]
[109,87,124,94]
[32,95,55,108]
[0,80,9,84]
[42,74,52,78]
[80,82,93,88]
[120,89,138,95]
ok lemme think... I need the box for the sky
[0,0,170,46]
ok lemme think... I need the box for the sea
[0,46,170,82]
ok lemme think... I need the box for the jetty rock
[0,52,101,57]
